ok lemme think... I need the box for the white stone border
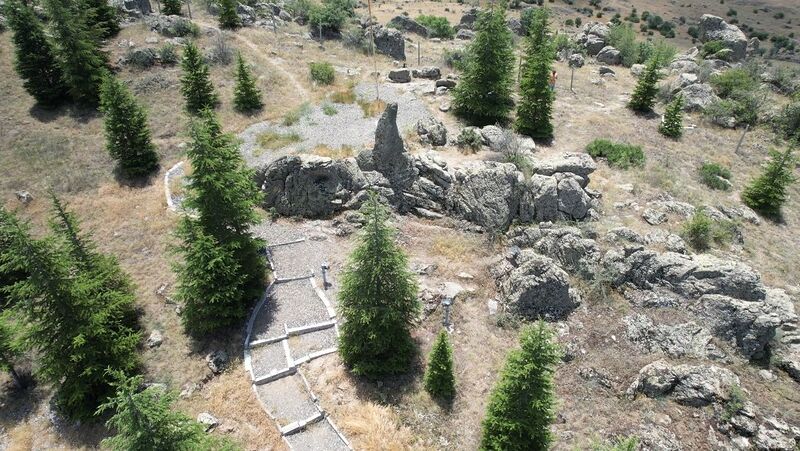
[164,161,184,212]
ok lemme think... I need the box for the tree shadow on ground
[339,340,425,407]
[112,165,161,189]
[28,103,100,125]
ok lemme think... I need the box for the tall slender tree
[338,192,420,377]
[99,372,238,450]
[741,145,798,217]
[180,42,218,114]
[659,94,685,138]
[451,4,515,125]
[173,110,265,336]
[99,74,160,179]
[44,0,109,105]
[218,0,241,29]
[162,0,182,15]
[5,0,68,108]
[233,53,263,113]
[424,329,456,400]
[83,0,121,38]
[515,8,555,139]
[0,204,140,420]
[628,56,661,113]
[480,321,560,451]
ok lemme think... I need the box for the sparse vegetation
[283,102,312,125]
[416,15,455,39]
[699,162,732,190]
[357,99,386,117]
[309,61,335,85]
[311,144,353,158]
[456,127,483,152]
[586,139,645,168]
[256,131,301,150]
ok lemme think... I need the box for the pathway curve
[243,223,352,451]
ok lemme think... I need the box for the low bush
[308,0,356,35]
[699,162,732,190]
[443,49,466,71]
[705,91,761,127]
[282,103,311,125]
[456,128,483,153]
[682,208,737,250]
[710,68,758,98]
[416,15,454,39]
[585,139,644,168]
[341,26,370,54]
[158,43,179,65]
[309,61,335,85]
[701,40,727,57]
[206,32,234,65]
[284,0,313,21]
[774,101,800,142]
[322,103,337,115]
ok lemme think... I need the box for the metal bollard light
[442,297,453,327]
[321,260,330,290]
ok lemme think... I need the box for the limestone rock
[624,314,720,358]
[447,162,521,231]
[373,26,405,60]
[680,83,720,112]
[388,15,428,37]
[531,152,597,178]
[626,360,740,407]
[596,46,622,65]
[197,412,219,431]
[412,66,441,79]
[146,330,163,348]
[415,116,448,146]
[699,15,748,62]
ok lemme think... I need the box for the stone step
[253,366,296,385]
[280,411,325,436]
[286,320,337,337]
[284,418,352,451]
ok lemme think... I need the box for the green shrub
[722,385,746,421]
[308,0,355,35]
[699,162,733,190]
[443,49,466,71]
[565,18,574,26]
[158,43,179,65]
[659,94,684,138]
[741,147,798,217]
[423,330,456,400]
[282,103,311,125]
[710,68,758,98]
[342,26,370,54]
[309,61,335,84]
[322,102,337,115]
[416,15,454,39]
[706,91,761,127]
[456,127,483,152]
[775,101,800,142]
[585,139,645,169]
[608,23,639,66]
[284,0,313,20]
[591,436,640,451]
[701,40,727,57]
[682,208,737,250]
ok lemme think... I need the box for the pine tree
[233,53,263,113]
[99,372,238,450]
[338,192,420,377]
[628,56,661,113]
[99,74,160,179]
[424,329,456,400]
[741,146,798,218]
[174,110,265,336]
[162,0,182,15]
[218,0,241,30]
[452,4,515,125]
[0,204,140,420]
[5,0,68,108]
[44,0,109,105]
[0,311,24,389]
[180,42,218,114]
[659,94,684,138]
[515,8,555,139]
[480,321,560,451]
[83,0,120,38]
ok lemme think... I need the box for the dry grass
[329,83,357,104]
[358,99,388,118]
[256,131,302,151]
[339,403,420,451]
[310,144,355,159]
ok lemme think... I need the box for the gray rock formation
[576,22,609,56]
[388,15,428,37]
[412,66,441,79]
[388,68,411,83]
[699,14,748,62]
[369,103,416,195]
[596,46,622,65]
[507,224,600,278]
[145,14,196,37]
[491,249,581,320]
[455,29,475,40]
[447,162,521,231]
[625,314,721,359]
[373,26,405,60]
[626,360,740,407]
[680,83,720,112]
[458,8,480,29]
[415,116,447,146]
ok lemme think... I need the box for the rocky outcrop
[388,15,428,37]
[576,22,609,56]
[679,83,720,112]
[447,162,521,231]
[415,116,447,146]
[458,8,480,30]
[596,46,622,65]
[491,248,581,320]
[625,314,722,359]
[412,66,441,79]
[699,14,748,62]
[372,26,405,60]
[388,68,411,83]
[626,360,740,407]
[507,224,600,278]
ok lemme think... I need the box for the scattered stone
[197,412,219,431]
[146,330,163,348]
[412,66,441,79]
[438,102,451,112]
[568,53,585,69]
[598,66,615,76]
[758,369,777,382]
[487,299,499,315]
[14,190,33,204]
[435,78,457,89]
[631,63,646,77]
[578,366,616,389]
[415,116,447,146]
[596,46,622,65]
[576,22,609,56]
[680,83,720,112]
[388,68,411,83]
[457,272,474,280]
[642,208,668,225]
[413,263,437,275]
[455,29,475,40]
[458,8,480,29]
[206,350,229,374]
[388,15,428,37]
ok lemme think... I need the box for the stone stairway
[244,237,351,451]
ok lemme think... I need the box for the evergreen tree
[83,0,120,38]
[5,0,68,108]
[162,0,182,15]
[99,74,160,179]
[515,8,555,139]
[174,110,265,336]
[218,0,241,29]
[44,0,109,105]
[628,56,661,113]
[338,192,420,377]
[180,42,218,114]
[480,321,560,451]
[99,372,239,451]
[452,4,515,125]
[424,329,456,400]
[0,204,140,420]
[741,146,798,218]
[0,311,24,389]
[659,94,684,138]
[233,53,263,113]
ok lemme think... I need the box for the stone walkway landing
[244,237,351,450]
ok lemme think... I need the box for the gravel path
[239,82,433,168]
[243,220,351,449]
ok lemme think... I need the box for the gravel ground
[255,374,320,425]
[272,280,330,328]
[249,292,290,341]
[249,341,290,378]
[238,82,432,168]
[285,419,350,451]
[270,240,316,279]
[288,327,338,360]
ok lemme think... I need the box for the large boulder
[556,173,591,219]
[455,28,475,40]
[365,103,416,196]
[415,116,448,146]
[531,152,597,179]
[679,83,720,112]
[506,224,601,278]
[576,22,609,56]
[447,162,521,231]
[491,249,581,320]
[257,155,367,217]
[626,360,740,407]
[625,314,721,359]
[698,14,748,62]
[596,46,622,65]
[373,26,405,60]
[388,15,428,37]
[388,68,411,83]
[694,294,782,360]
[458,8,480,29]
[519,174,559,222]
[412,66,441,79]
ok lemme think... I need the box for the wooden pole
[185,0,192,19]
[417,42,421,66]
[570,67,575,94]
[734,123,750,155]
[367,0,379,101]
